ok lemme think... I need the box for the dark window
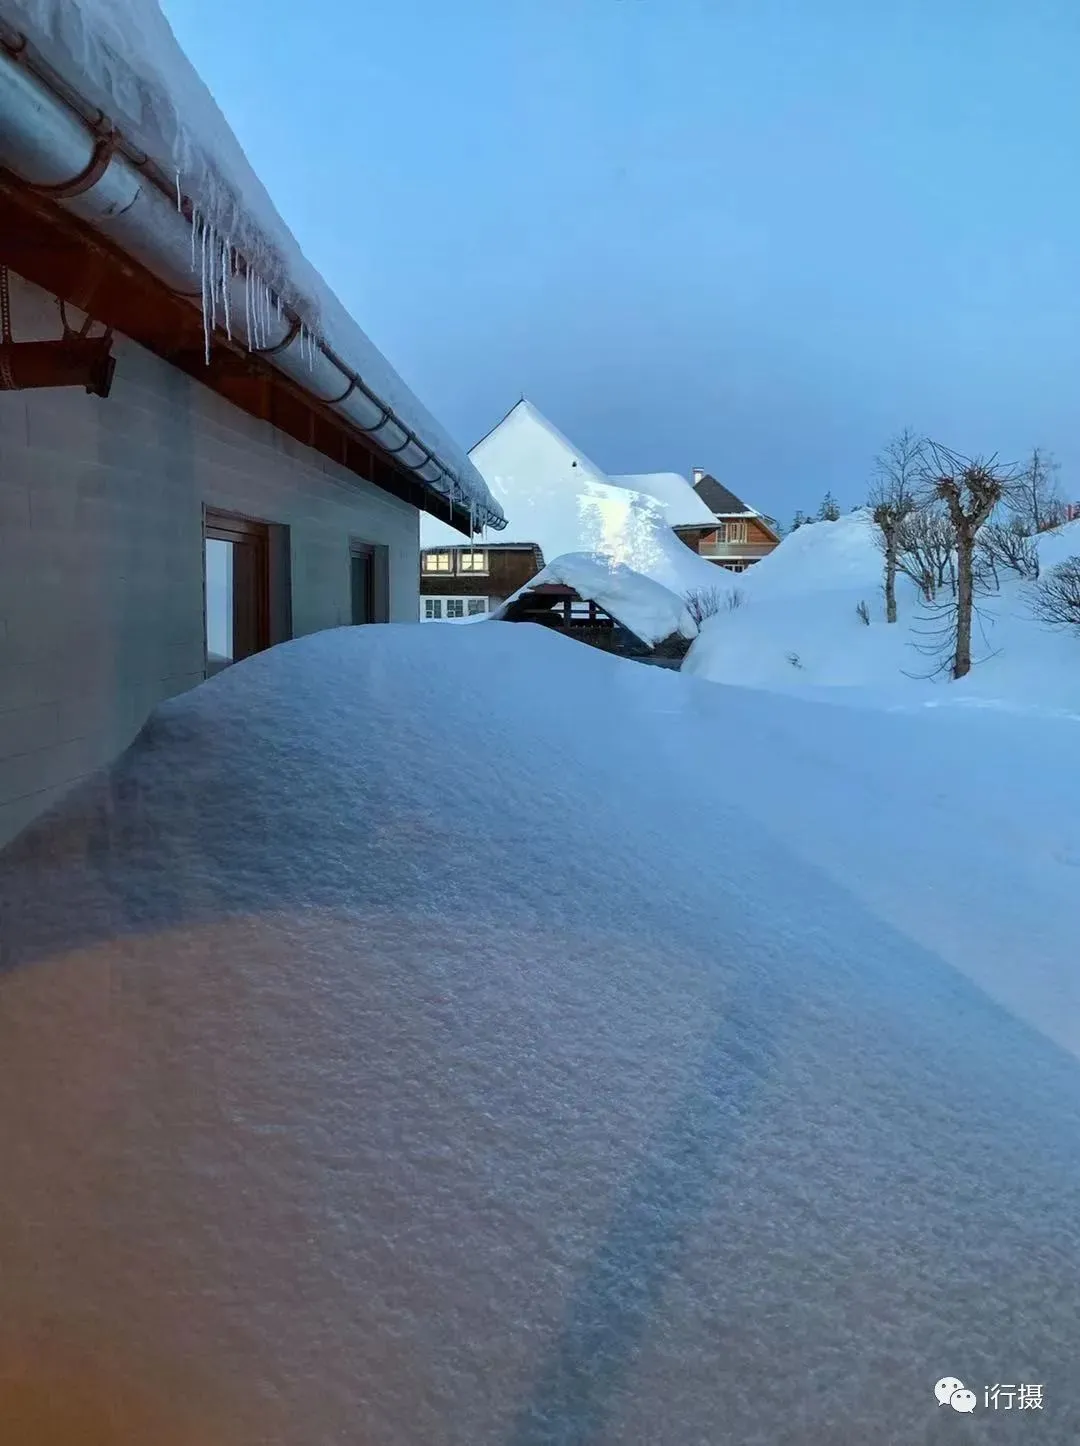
[350,540,389,624]
[350,543,376,625]
[204,510,271,675]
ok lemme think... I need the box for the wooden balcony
[697,541,775,561]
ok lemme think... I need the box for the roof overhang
[0,170,479,529]
[0,28,501,535]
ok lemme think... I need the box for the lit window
[459,550,488,573]
[446,599,465,618]
[424,598,443,620]
[466,598,487,616]
[423,552,452,573]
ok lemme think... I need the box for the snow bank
[489,552,696,645]
[684,509,1080,713]
[1,0,499,522]
[2,624,1080,1442]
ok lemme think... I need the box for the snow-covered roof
[609,473,719,528]
[422,400,738,600]
[0,0,501,526]
[491,553,697,646]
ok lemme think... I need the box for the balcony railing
[697,541,774,560]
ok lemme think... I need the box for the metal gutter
[0,25,505,531]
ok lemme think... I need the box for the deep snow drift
[685,509,1080,714]
[2,622,1080,1444]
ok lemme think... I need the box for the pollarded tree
[923,444,1016,679]
[869,428,926,622]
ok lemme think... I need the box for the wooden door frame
[203,507,271,670]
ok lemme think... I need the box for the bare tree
[924,443,1015,679]
[1010,447,1064,535]
[869,428,926,621]
[1032,557,1080,631]
[894,506,954,602]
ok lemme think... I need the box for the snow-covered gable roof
[610,473,719,529]
[1,0,501,527]
[490,554,697,647]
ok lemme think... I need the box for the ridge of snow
[1,0,500,522]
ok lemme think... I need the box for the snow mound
[490,552,696,645]
[2,624,1080,1442]
[2,0,498,521]
[685,510,1080,712]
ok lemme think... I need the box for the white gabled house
[0,0,502,846]
[418,398,747,646]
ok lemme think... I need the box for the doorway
[204,509,270,674]
[349,540,389,624]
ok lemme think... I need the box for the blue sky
[163,0,1080,523]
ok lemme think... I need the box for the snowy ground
[2,621,1080,1444]
[684,510,1080,715]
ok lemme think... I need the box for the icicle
[220,239,232,340]
[243,264,253,350]
[199,216,212,364]
[175,170,182,212]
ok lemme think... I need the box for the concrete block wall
[0,272,421,847]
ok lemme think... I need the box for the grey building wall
[0,273,420,847]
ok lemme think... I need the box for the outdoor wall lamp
[0,266,116,397]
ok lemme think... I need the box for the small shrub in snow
[1032,557,1080,632]
[856,599,871,626]
[786,651,804,669]
[726,588,745,611]
[684,587,727,625]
